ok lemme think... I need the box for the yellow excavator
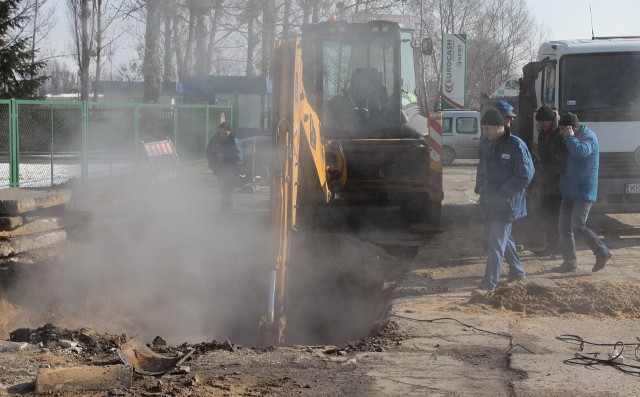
[260,18,443,344]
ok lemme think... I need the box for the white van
[440,110,481,165]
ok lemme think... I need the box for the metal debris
[117,337,194,376]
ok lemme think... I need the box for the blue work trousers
[558,199,610,267]
[479,219,525,291]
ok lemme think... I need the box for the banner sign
[491,75,520,97]
[441,33,467,110]
[353,13,412,23]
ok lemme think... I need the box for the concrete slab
[363,351,511,396]
[0,340,29,352]
[0,216,26,230]
[0,229,67,257]
[510,353,638,396]
[35,365,132,393]
[0,188,71,215]
[0,217,64,238]
[0,206,66,230]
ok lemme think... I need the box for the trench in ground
[0,181,423,348]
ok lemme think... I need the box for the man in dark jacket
[478,99,517,159]
[206,121,244,211]
[533,105,567,257]
[555,112,612,272]
[475,109,535,292]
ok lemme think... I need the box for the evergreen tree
[0,0,48,98]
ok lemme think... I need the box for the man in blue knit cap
[478,99,517,158]
[477,99,522,254]
[474,109,534,292]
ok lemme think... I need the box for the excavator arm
[260,37,344,344]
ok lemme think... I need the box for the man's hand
[560,125,574,137]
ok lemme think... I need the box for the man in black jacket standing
[206,121,244,211]
[533,105,567,258]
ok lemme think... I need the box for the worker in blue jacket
[206,121,244,211]
[555,112,612,272]
[475,109,535,292]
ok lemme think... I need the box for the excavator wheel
[399,194,441,226]
[429,200,442,226]
[399,193,428,225]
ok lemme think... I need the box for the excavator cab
[303,21,401,138]
[299,20,441,220]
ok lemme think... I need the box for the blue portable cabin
[92,81,184,104]
[182,76,271,140]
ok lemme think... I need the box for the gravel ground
[1,161,640,396]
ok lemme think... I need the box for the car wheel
[442,146,456,166]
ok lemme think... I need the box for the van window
[442,117,453,133]
[543,62,556,107]
[456,117,478,134]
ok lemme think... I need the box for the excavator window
[318,36,398,134]
[349,67,381,109]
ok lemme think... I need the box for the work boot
[470,288,494,300]
[533,246,561,259]
[533,246,552,256]
[507,274,526,283]
[552,261,578,273]
[592,251,612,272]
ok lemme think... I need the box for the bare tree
[40,60,78,95]
[26,0,57,65]
[65,0,94,100]
[260,0,275,76]
[115,0,547,90]
[92,0,126,100]
[282,0,291,39]
[162,0,175,81]
[205,0,224,75]
[406,0,546,110]
[192,0,209,74]
[244,0,260,76]
[143,0,162,103]
[181,0,197,76]
[80,0,91,101]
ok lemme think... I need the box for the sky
[528,0,640,41]
[48,4,139,75]
[46,0,640,73]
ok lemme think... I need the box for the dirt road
[1,161,640,396]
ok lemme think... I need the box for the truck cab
[520,37,640,213]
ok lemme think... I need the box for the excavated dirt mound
[471,279,640,317]
[9,324,125,354]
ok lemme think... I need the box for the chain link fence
[0,99,233,188]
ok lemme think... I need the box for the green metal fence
[0,99,233,188]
